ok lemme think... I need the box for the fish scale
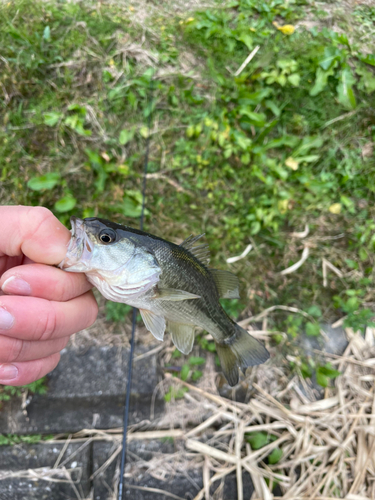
[59,217,270,386]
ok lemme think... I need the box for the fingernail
[0,307,15,330]
[2,276,31,296]
[0,364,18,381]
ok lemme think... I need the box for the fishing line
[118,77,154,500]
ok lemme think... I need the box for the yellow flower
[285,157,299,170]
[273,22,295,35]
[329,203,342,214]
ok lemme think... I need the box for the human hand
[0,206,98,386]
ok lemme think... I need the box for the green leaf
[236,33,253,50]
[359,53,375,66]
[287,73,301,86]
[250,221,261,235]
[277,73,287,86]
[27,173,60,191]
[192,370,203,381]
[295,155,320,163]
[319,46,341,70]
[359,248,368,261]
[245,432,276,450]
[337,33,349,47]
[265,100,281,117]
[188,356,206,366]
[43,26,51,41]
[345,296,359,313]
[54,196,77,213]
[310,67,334,96]
[246,432,268,449]
[356,65,375,94]
[337,66,356,109]
[318,364,340,378]
[306,322,320,337]
[43,112,63,127]
[186,125,195,138]
[316,364,340,387]
[120,191,143,218]
[307,306,322,318]
[180,364,190,381]
[239,109,266,127]
[164,386,188,402]
[235,134,252,150]
[119,129,135,145]
[65,115,91,136]
[268,447,283,464]
[139,126,149,138]
[316,371,328,388]
[301,362,313,378]
[294,136,323,156]
[67,103,87,115]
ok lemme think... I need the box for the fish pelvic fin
[168,321,195,355]
[210,269,240,299]
[215,325,269,386]
[139,309,165,341]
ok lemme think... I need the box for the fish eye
[99,229,116,244]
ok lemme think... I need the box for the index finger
[0,206,70,265]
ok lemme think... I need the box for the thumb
[1,206,71,265]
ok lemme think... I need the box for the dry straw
[2,326,375,499]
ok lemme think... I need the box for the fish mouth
[59,217,93,272]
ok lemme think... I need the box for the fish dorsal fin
[210,269,240,299]
[153,288,200,301]
[180,234,210,265]
[139,309,165,341]
[181,233,205,248]
[168,321,195,355]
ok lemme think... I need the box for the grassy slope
[1,0,375,372]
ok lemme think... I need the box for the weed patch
[1,0,375,373]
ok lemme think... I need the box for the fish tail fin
[215,325,269,387]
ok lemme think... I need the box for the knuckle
[29,206,53,221]
[37,305,58,341]
[58,274,85,302]
[24,207,54,240]
[0,337,23,363]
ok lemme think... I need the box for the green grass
[1,0,375,380]
[0,377,48,402]
[0,433,53,446]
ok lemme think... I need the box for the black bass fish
[59,217,269,386]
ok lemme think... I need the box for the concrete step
[0,441,91,500]
[0,438,254,500]
[0,345,164,435]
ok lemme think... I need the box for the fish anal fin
[168,321,195,355]
[153,288,200,301]
[139,309,165,341]
[210,269,240,299]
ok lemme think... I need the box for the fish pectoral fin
[209,269,240,299]
[139,309,165,341]
[168,322,195,355]
[153,288,201,301]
